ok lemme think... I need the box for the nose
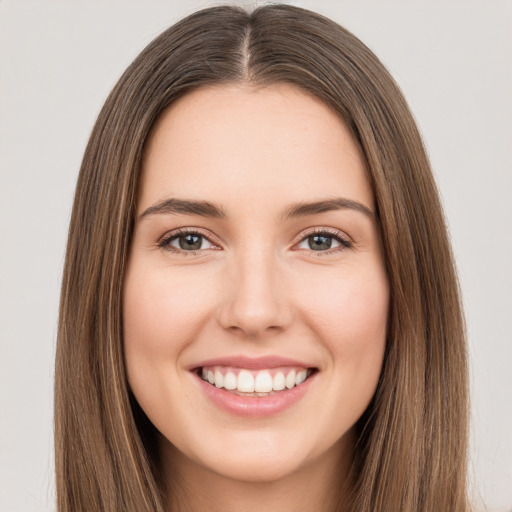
[217,248,293,338]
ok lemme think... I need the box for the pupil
[309,235,332,251]
[179,234,202,250]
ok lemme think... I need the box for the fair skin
[123,83,389,512]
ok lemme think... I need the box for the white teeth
[237,370,255,392]
[295,370,307,385]
[214,369,224,388]
[285,370,296,389]
[224,371,237,390]
[254,371,273,393]
[273,372,286,391]
[200,367,312,393]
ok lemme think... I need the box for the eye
[158,229,218,254]
[295,230,352,253]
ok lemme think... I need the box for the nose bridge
[219,242,291,336]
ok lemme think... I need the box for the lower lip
[194,372,317,418]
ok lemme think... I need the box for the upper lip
[190,355,315,371]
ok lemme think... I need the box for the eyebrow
[281,198,375,221]
[138,197,375,222]
[139,198,227,220]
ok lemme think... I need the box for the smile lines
[200,366,314,395]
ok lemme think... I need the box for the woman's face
[124,84,389,483]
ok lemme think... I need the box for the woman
[55,4,470,511]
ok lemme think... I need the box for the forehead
[139,83,373,214]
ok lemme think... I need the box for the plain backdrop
[0,1,511,511]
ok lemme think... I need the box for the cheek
[299,265,388,395]
[307,269,389,434]
[123,264,218,356]
[303,265,388,345]
[122,262,221,421]
[122,262,221,431]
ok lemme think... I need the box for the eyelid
[156,226,353,256]
[291,227,353,253]
[157,227,222,253]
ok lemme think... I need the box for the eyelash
[157,228,218,256]
[157,227,353,256]
[296,228,353,255]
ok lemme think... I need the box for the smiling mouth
[197,366,317,396]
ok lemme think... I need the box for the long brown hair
[55,4,469,511]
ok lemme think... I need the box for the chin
[207,451,306,484]
[161,426,350,486]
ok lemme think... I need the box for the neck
[160,434,355,512]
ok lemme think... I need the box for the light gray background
[0,1,511,511]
